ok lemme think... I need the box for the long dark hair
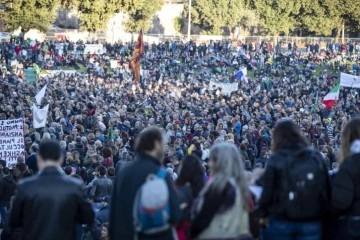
[339,117,360,165]
[176,154,205,198]
[271,119,309,153]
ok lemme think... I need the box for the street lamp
[187,0,191,42]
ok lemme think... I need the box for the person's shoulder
[61,175,84,187]
[17,175,39,188]
[341,154,360,170]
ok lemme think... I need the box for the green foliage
[294,0,335,36]
[173,16,183,33]
[77,0,121,32]
[248,0,301,35]
[60,0,79,9]
[0,0,61,32]
[322,0,360,36]
[121,0,164,32]
[186,0,245,35]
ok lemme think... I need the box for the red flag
[129,30,144,82]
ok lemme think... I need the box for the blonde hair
[206,142,249,210]
[339,117,360,165]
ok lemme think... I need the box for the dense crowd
[0,37,360,240]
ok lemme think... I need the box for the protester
[257,120,330,240]
[191,142,252,240]
[89,165,113,202]
[0,167,16,228]
[8,140,94,240]
[109,127,181,240]
[329,117,360,240]
[1,36,360,240]
[25,144,38,174]
[175,154,205,240]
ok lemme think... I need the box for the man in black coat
[8,140,94,240]
[110,127,181,240]
[0,167,16,228]
[25,143,38,174]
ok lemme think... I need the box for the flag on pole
[236,66,247,80]
[129,29,144,82]
[323,84,340,110]
[35,85,47,105]
[33,104,49,128]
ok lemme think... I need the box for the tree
[185,0,245,35]
[0,0,61,32]
[247,0,301,35]
[173,16,184,34]
[60,0,79,9]
[294,0,336,36]
[322,0,360,37]
[77,0,119,32]
[238,8,259,35]
[121,0,164,33]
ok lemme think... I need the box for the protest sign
[140,69,150,78]
[340,72,360,88]
[24,68,37,83]
[40,70,77,77]
[0,119,25,168]
[110,60,118,69]
[83,44,106,54]
[209,81,238,95]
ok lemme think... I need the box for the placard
[340,72,360,88]
[209,81,238,96]
[24,68,37,83]
[83,44,107,54]
[110,60,118,69]
[0,119,25,168]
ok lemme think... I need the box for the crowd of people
[0,36,359,240]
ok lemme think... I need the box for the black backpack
[281,147,329,221]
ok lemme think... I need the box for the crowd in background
[0,37,359,240]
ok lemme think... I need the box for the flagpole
[187,0,192,42]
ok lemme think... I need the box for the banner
[0,119,25,167]
[24,68,37,83]
[40,70,77,77]
[140,69,150,78]
[340,72,360,88]
[129,30,144,82]
[83,44,106,54]
[33,104,49,129]
[209,81,238,95]
[35,85,47,105]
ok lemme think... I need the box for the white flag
[35,85,47,105]
[33,104,49,129]
[340,72,360,88]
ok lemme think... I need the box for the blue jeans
[0,206,9,226]
[262,219,322,240]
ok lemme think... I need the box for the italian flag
[323,84,340,109]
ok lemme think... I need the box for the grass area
[312,65,337,77]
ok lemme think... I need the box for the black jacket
[109,153,181,240]
[332,153,360,216]
[89,176,113,201]
[0,175,16,206]
[25,154,38,174]
[257,144,330,221]
[9,167,94,240]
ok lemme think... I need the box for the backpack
[281,147,328,220]
[133,168,171,235]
